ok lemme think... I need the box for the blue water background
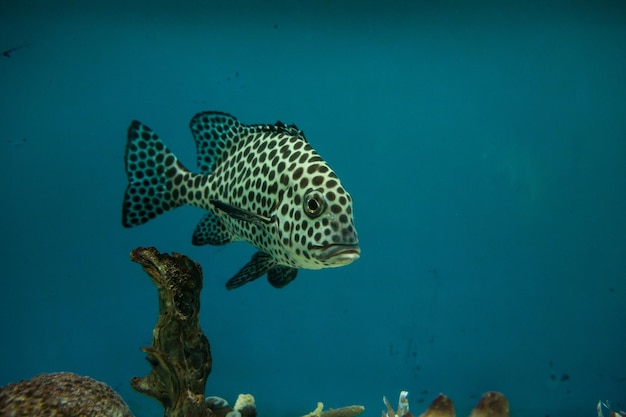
[1,1,625,416]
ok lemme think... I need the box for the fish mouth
[312,242,361,265]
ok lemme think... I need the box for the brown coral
[128,247,212,417]
[0,372,134,417]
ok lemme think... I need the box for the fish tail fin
[122,120,188,227]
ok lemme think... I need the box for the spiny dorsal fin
[274,120,307,142]
[189,111,308,175]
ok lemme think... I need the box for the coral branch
[129,247,212,417]
[322,405,366,417]
[303,402,365,417]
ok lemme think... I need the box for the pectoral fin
[267,265,298,288]
[210,199,274,225]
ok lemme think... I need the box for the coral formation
[416,394,454,417]
[468,391,509,417]
[598,400,626,417]
[383,391,509,417]
[0,247,530,417]
[127,247,365,417]
[0,247,367,417]
[383,391,410,417]
[129,246,212,417]
[205,394,257,417]
[0,372,133,417]
[302,401,365,417]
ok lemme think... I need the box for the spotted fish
[122,111,360,289]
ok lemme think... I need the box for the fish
[122,111,360,289]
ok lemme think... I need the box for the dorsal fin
[190,111,243,175]
[189,112,308,175]
[274,120,307,142]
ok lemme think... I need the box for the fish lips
[312,242,361,265]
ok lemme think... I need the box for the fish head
[276,157,360,269]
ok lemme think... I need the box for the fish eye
[303,189,326,218]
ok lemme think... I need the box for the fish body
[122,111,359,289]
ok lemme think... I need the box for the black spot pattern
[122,111,359,288]
[122,121,195,226]
[192,212,230,245]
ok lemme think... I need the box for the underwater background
[1,1,625,416]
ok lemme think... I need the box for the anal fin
[192,212,231,246]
